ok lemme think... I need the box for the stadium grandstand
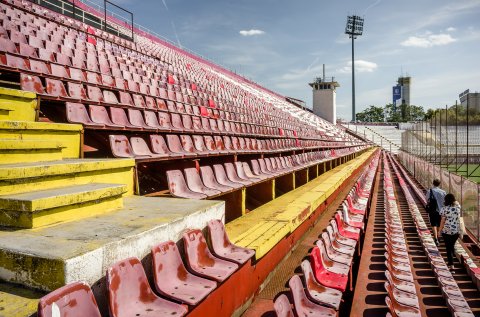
[0,1,480,317]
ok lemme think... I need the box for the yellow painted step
[0,183,127,228]
[0,158,135,196]
[0,121,82,159]
[0,282,44,317]
[0,87,37,122]
[0,138,64,164]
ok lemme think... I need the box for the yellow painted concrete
[226,148,376,259]
[0,184,127,228]
[0,87,37,122]
[0,121,82,159]
[0,139,64,163]
[0,195,124,229]
[0,282,44,317]
[0,159,135,196]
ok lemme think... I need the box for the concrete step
[0,139,64,164]
[0,158,135,196]
[0,281,44,317]
[0,183,128,228]
[0,87,37,122]
[0,121,82,159]
[0,196,224,294]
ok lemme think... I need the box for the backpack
[426,189,437,214]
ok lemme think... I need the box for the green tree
[385,103,425,122]
[356,105,384,122]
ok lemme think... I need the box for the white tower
[309,65,339,124]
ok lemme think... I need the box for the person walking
[426,179,446,245]
[439,193,461,272]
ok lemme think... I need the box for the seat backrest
[109,135,134,158]
[66,102,94,125]
[38,282,101,317]
[128,109,148,128]
[273,294,294,317]
[89,105,115,125]
[167,170,194,196]
[207,219,232,254]
[180,135,196,153]
[150,135,171,154]
[310,246,327,280]
[130,137,153,156]
[119,91,134,106]
[144,111,160,128]
[45,78,68,97]
[203,136,216,151]
[166,134,185,153]
[21,73,45,94]
[110,108,130,126]
[182,229,217,268]
[151,241,191,293]
[158,112,172,129]
[192,135,208,151]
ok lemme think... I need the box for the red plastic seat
[334,213,360,241]
[110,108,142,130]
[310,245,349,292]
[325,226,355,257]
[193,135,217,155]
[225,163,252,185]
[207,219,255,264]
[45,78,68,98]
[21,73,45,94]
[130,137,167,158]
[183,229,238,282]
[151,241,216,305]
[213,164,243,189]
[289,275,337,317]
[107,257,188,317]
[38,281,101,317]
[6,54,29,70]
[200,166,233,192]
[300,260,342,310]
[109,135,138,158]
[180,135,206,155]
[89,105,122,128]
[66,102,103,127]
[167,170,207,199]
[184,168,221,197]
[149,135,182,157]
[319,233,353,266]
[166,134,195,157]
[274,294,295,317]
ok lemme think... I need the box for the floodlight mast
[345,15,364,122]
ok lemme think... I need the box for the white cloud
[446,27,456,32]
[338,60,378,73]
[401,33,456,48]
[239,29,265,36]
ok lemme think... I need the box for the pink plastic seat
[38,282,101,317]
[225,163,252,185]
[300,260,342,310]
[183,229,238,282]
[130,137,167,158]
[158,112,173,131]
[151,241,216,305]
[149,135,182,157]
[200,166,233,192]
[329,220,357,248]
[289,275,337,317]
[184,168,221,197]
[6,54,29,70]
[319,233,353,266]
[180,135,206,156]
[21,73,45,94]
[66,102,103,127]
[193,135,217,155]
[274,294,295,317]
[166,134,196,157]
[110,108,142,130]
[45,78,69,98]
[310,245,349,292]
[167,170,207,199]
[107,257,188,317]
[235,162,262,182]
[207,219,255,264]
[87,86,105,103]
[128,109,151,130]
[89,105,122,128]
[213,164,243,189]
[109,135,138,158]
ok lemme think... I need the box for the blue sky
[93,0,480,120]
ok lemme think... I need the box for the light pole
[345,15,364,122]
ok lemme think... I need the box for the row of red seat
[1,0,360,142]
[387,154,476,316]
[382,158,421,316]
[37,219,254,317]
[166,148,365,199]
[273,151,380,316]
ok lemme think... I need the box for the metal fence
[400,100,480,240]
[398,151,480,240]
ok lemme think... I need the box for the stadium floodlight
[345,15,364,122]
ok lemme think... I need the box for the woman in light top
[439,193,461,272]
